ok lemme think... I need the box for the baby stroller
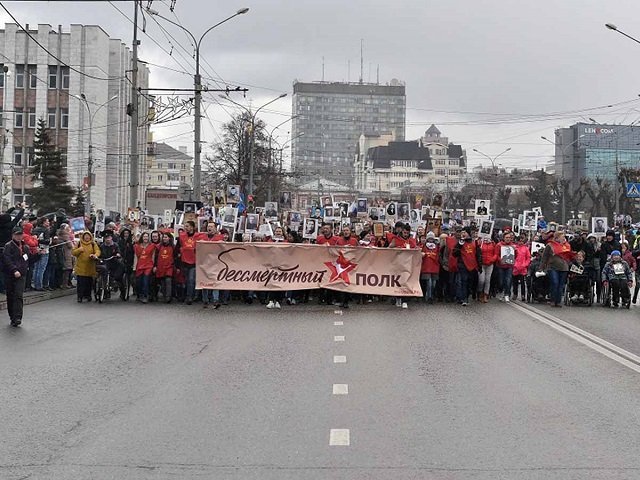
[564,263,593,306]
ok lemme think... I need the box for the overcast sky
[3,0,640,170]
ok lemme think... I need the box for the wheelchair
[563,265,593,307]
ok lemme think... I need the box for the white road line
[333,355,347,363]
[334,335,345,342]
[329,429,350,446]
[511,302,640,374]
[333,384,349,395]
[334,321,344,326]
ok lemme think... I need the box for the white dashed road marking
[334,321,344,326]
[333,384,348,395]
[329,429,350,446]
[334,335,345,342]
[333,355,347,363]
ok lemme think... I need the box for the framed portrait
[421,206,431,220]
[245,213,260,233]
[478,219,494,239]
[512,217,520,235]
[236,216,245,234]
[532,206,543,216]
[264,201,278,219]
[591,216,608,235]
[303,218,318,239]
[531,241,545,255]
[522,210,538,231]
[386,202,397,219]
[474,199,490,216]
[214,190,226,207]
[221,207,238,227]
[197,216,209,232]
[322,196,333,207]
[227,185,241,204]
[279,191,292,209]
[184,203,196,214]
[356,198,368,214]
[398,203,410,221]
[373,222,384,238]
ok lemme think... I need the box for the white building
[420,125,467,191]
[146,141,192,189]
[0,23,150,214]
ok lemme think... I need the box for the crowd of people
[2,202,638,327]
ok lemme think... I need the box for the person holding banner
[176,221,198,305]
[317,223,338,246]
[198,223,223,309]
[389,223,419,309]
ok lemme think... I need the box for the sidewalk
[0,287,76,310]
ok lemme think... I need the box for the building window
[13,147,22,165]
[28,65,37,89]
[449,159,458,166]
[61,108,69,129]
[28,108,36,128]
[15,112,24,128]
[15,65,24,88]
[180,176,186,182]
[27,147,35,166]
[61,66,70,89]
[158,175,163,182]
[47,108,56,128]
[0,65,4,88]
[48,66,57,89]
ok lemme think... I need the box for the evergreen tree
[28,118,75,213]
[70,187,87,217]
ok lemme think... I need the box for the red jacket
[421,244,440,274]
[445,236,458,273]
[155,244,175,278]
[459,241,479,272]
[391,235,417,249]
[513,243,531,276]
[479,240,497,266]
[134,243,156,276]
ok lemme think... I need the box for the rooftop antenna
[322,56,325,82]
[377,64,379,84]
[347,60,351,83]
[359,38,363,84]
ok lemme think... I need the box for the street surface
[2,296,640,479]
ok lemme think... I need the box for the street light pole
[267,115,298,201]
[72,94,118,216]
[220,93,287,197]
[472,147,511,217]
[147,7,249,201]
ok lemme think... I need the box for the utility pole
[129,0,140,209]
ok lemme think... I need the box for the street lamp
[219,93,287,197]
[147,7,249,201]
[267,115,298,201]
[472,147,511,217]
[71,93,118,216]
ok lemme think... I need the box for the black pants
[610,278,630,305]
[77,275,93,300]
[5,274,26,322]
[512,274,526,298]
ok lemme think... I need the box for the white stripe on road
[334,335,345,342]
[333,355,347,363]
[329,429,350,446]
[511,302,640,374]
[333,384,349,395]
[334,321,344,326]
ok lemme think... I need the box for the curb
[0,287,76,311]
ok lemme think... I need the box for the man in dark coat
[3,226,30,327]
[0,206,24,293]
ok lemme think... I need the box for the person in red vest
[335,225,358,247]
[452,227,481,306]
[316,223,339,245]
[477,236,497,303]
[440,226,461,302]
[539,231,575,307]
[389,223,418,309]
[154,232,175,303]
[196,222,223,308]
[134,232,156,304]
[176,220,197,305]
[420,232,440,304]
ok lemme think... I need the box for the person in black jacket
[3,226,30,327]
[0,206,24,294]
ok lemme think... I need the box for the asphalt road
[2,296,640,479]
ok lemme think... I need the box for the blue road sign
[626,183,640,198]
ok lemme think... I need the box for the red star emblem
[324,252,358,284]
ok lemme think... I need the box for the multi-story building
[291,79,406,188]
[355,125,467,195]
[420,125,467,191]
[0,23,150,213]
[554,122,640,187]
[146,141,192,189]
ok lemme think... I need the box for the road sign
[626,183,640,198]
